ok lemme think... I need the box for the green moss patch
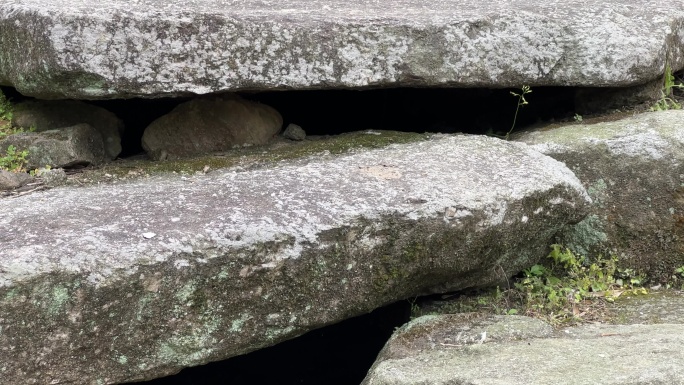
[71,130,430,185]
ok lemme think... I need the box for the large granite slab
[1,0,683,98]
[0,135,589,384]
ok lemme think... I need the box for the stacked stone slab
[1,0,684,384]
[0,135,589,384]
[1,0,683,99]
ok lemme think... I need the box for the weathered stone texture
[282,123,306,141]
[0,169,32,190]
[0,135,588,384]
[12,100,124,159]
[515,110,684,281]
[363,313,684,385]
[0,123,105,169]
[1,0,683,99]
[141,96,283,160]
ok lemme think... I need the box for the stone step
[0,134,588,384]
[363,299,684,385]
[1,0,683,98]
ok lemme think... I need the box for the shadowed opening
[133,301,411,385]
[1,84,657,159]
[108,86,578,157]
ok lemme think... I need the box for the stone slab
[514,110,684,282]
[363,313,684,385]
[1,0,683,98]
[0,135,589,384]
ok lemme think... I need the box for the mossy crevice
[69,130,431,185]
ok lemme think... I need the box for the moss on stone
[607,289,684,325]
[72,130,430,185]
[559,214,609,258]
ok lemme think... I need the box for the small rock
[141,95,282,160]
[0,124,106,169]
[142,232,156,239]
[282,123,306,141]
[0,170,33,191]
[12,100,123,159]
[35,168,67,187]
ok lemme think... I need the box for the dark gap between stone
[91,86,580,158]
[247,86,577,137]
[89,98,189,157]
[3,85,650,160]
[0,85,25,101]
[132,300,411,385]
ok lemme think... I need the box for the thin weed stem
[505,85,531,140]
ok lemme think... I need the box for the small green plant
[670,266,684,290]
[573,113,583,122]
[651,64,684,111]
[0,124,33,140]
[0,91,33,139]
[0,90,11,121]
[0,90,32,173]
[0,145,28,172]
[421,245,647,327]
[505,85,532,140]
[675,266,684,279]
[29,164,51,177]
[0,90,14,137]
[408,297,421,318]
[515,245,650,324]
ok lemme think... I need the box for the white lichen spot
[175,282,196,304]
[217,269,229,279]
[174,259,190,269]
[602,131,669,160]
[230,314,252,332]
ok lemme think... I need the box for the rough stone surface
[0,135,589,384]
[141,96,283,160]
[35,167,67,187]
[0,123,105,169]
[0,169,32,190]
[1,0,683,99]
[282,123,306,141]
[574,79,663,115]
[610,290,684,325]
[514,110,684,281]
[12,100,124,159]
[363,313,684,385]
